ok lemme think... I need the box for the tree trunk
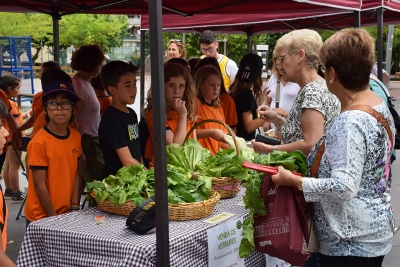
[32,47,41,65]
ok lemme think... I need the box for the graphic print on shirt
[128,123,139,140]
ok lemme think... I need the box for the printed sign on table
[207,216,245,267]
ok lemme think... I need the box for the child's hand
[173,98,187,116]
[211,129,227,143]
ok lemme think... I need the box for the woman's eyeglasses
[46,101,73,110]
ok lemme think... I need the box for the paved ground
[2,80,400,265]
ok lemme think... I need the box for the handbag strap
[309,141,325,178]
[275,79,281,108]
[348,105,393,145]
[309,105,393,178]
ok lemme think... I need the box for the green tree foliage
[0,12,128,63]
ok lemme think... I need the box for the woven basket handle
[184,119,240,157]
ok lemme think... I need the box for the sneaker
[4,188,13,200]
[11,191,25,203]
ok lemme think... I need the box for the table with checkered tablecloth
[17,187,266,267]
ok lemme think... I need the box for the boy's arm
[71,165,80,206]
[115,147,141,167]
[32,169,57,217]
[0,241,16,267]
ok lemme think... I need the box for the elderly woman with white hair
[254,29,341,267]
[254,29,340,158]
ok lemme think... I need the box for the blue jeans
[26,219,31,229]
[302,252,321,267]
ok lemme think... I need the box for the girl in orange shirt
[143,62,197,167]
[0,75,30,202]
[194,65,228,155]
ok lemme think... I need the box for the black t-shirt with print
[99,106,141,179]
[233,87,258,141]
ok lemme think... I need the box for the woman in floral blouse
[252,29,340,157]
[270,28,394,267]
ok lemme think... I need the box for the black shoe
[12,191,25,203]
[4,188,13,200]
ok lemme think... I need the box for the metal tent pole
[140,30,146,118]
[51,5,60,63]
[377,7,384,81]
[148,0,170,266]
[246,26,251,54]
[353,10,360,28]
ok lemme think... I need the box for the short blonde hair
[319,28,374,91]
[274,29,323,70]
[167,40,186,59]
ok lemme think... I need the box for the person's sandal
[11,191,25,203]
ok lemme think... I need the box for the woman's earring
[298,61,300,64]
[329,80,332,83]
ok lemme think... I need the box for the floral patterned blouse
[280,80,340,144]
[303,101,395,257]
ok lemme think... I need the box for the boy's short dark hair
[70,45,105,73]
[42,61,61,71]
[100,60,139,95]
[198,30,217,44]
[41,69,72,91]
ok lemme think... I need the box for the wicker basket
[212,177,241,198]
[90,190,221,221]
[90,191,153,216]
[165,190,221,221]
[185,119,241,199]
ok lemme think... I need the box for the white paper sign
[207,216,245,267]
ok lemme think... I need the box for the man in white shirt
[198,30,238,90]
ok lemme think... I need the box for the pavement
[2,80,400,265]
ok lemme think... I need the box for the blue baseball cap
[42,81,80,104]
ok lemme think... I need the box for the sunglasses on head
[171,39,182,43]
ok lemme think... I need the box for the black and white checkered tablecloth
[17,187,265,267]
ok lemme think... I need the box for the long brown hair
[143,62,197,121]
[229,73,263,106]
[195,65,222,107]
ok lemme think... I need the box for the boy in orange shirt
[25,81,81,227]
[0,100,16,267]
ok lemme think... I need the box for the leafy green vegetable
[239,150,308,258]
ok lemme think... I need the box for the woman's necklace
[348,89,368,103]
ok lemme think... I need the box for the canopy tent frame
[0,1,398,266]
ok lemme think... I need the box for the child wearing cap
[229,53,266,141]
[98,61,142,179]
[25,81,81,227]
[0,100,16,267]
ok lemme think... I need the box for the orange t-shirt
[196,100,227,155]
[25,126,81,222]
[4,99,23,142]
[32,92,44,121]
[145,110,195,166]
[0,188,8,252]
[97,96,112,116]
[0,91,10,152]
[220,92,238,129]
